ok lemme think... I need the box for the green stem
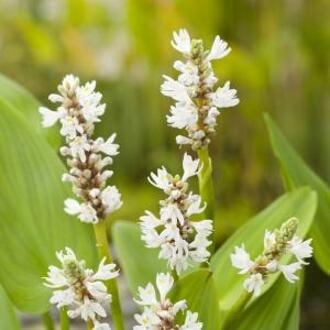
[42,311,55,330]
[87,319,94,330]
[93,220,125,330]
[171,269,179,282]
[197,146,216,247]
[222,291,252,329]
[60,307,70,330]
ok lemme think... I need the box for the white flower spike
[231,218,313,296]
[134,273,202,330]
[162,29,239,150]
[140,154,213,274]
[40,74,122,224]
[44,247,118,327]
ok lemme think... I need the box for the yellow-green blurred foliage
[1,1,330,327]
[1,0,329,233]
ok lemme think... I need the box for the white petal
[64,198,81,215]
[230,244,254,274]
[212,81,239,108]
[243,273,264,296]
[182,153,199,181]
[207,35,231,61]
[39,107,62,127]
[156,273,173,301]
[171,29,191,54]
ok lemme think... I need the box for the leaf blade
[264,113,330,274]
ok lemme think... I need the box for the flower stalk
[93,220,125,330]
[60,307,70,330]
[222,291,252,329]
[197,146,216,246]
[42,311,55,330]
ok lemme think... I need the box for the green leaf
[228,275,299,330]
[171,269,221,330]
[112,221,167,295]
[264,113,330,274]
[0,100,97,313]
[0,286,21,330]
[210,187,317,312]
[0,73,60,148]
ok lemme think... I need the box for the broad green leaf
[171,269,221,330]
[0,73,60,148]
[264,113,330,274]
[0,286,21,330]
[0,101,97,313]
[228,275,299,330]
[210,188,317,312]
[112,221,167,295]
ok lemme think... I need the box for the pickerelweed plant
[30,28,316,330]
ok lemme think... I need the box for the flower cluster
[231,217,313,296]
[134,273,202,330]
[39,75,122,223]
[161,29,239,150]
[44,248,119,329]
[140,153,213,274]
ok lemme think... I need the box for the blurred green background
[0,0,329,328]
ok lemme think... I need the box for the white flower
[60,74,80,93]
[266,260,278,273]
[180,311,203,330]
[174,61,199,86]
[243,273,264,296]
[264,230,276,252]
[186,195,206,216]
[161,75,191,103]
[212,81,239,108]
[68,297,107,321]
[91,258,119,281]
[232,219,313,296]
[163,29,239,150]
[41,74,122,225]
[44,248,118,325]
[191,220,213,236]
[135,283,157,306]
[93,321,111,330]
[176,135,193,145]
[142,154,213,274]
[287,236,313,264]
[279,262,302,283]
[148,167,171,191]
[49,288,75,308]
[207,35,231,61]
[156,273,174,301]
[167,104,198,129]
[160,204,185,226]
[171,29,191,54]
[39,106,66,127]
[231,245,255,274]
[134,308,160,329]
[60,115,83,138]
[95,134,119,156]
[204,107,220,126]
[64,199,98,223]
[134,273,201,329]
[182,153,200,181]
[69,135,91,163]
[100,186,123,214]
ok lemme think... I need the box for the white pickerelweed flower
[161,29,239,150]
[230,218,313,296]
[39,74,122,224]
[133,273,202,330]
[140,153,213,274]
[44,247,118,328]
